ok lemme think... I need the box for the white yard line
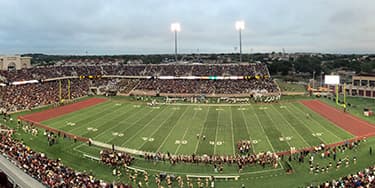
[105,108,155,144]
[156,107,189,152]
[120,107,169,146]
[136,109,176,149]
[92,106,146,139]
[283,104,327,144]
[174,128,190,155]
[248,105,276,153]
[83,104,134,136]
[230,107,236,155]
[291,103,344,141]
[194,107,210,153]
[73,143,86,152]
[68,104,121,132]
[240,109,256,154]
[264,109,293,149]
[213,111,220,155]
[270,105,310,147]
[48,101,113,128]
[174,110,198,155]
[249,105,285,169]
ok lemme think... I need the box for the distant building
[347,74,375,98]
[0,55,31,71]
[127,59,143,64]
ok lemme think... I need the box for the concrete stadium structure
[0,55,31,71]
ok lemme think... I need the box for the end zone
[19,98,107,122]
[301,100,375,137]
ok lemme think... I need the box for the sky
[0,0,375,55]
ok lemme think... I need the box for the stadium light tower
[235,20,245,63]
[171,22,181,63]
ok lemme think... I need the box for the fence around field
[186,174,239,181]
[91,140,145,156]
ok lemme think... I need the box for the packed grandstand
[0,63,279,112]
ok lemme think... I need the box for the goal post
[58,79,72,104]
[335,83,346,109]
[325,75,346,110]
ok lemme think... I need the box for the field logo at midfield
[133,105,141,108]
[194,108,202,111]
[115,103,122,106]
[209,141,224,145]
[172,107,180,110]
[142,137,154,142]
[151,106,160,109]
[216,108,224,111]
[279,136,292,141]
[175,140,188,145]
[112,132,124,137]
[66,122,76,126]
[259,107,268,110]
[312,132,323,137]
[279,106,287,109]
[237,108,247,111]
[87,127,98,132]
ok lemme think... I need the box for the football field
[41,100,353,155]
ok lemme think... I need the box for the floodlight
[171,23,181,32]
[235,20,245,62]
[235,21,245,31]
[171,22,181,63]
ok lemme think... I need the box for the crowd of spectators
[0,79,89,112]
[142,151,279,172]
[307,165,375,187]
[0,128,134,187]
[275,139,371,187]
[135,79,278,95]
[0,63,279,112]
[0,63,271,82]
[90,79,140,94]
[100,149,134,167]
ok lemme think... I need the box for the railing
[186,174,239,181]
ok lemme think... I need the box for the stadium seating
[0,63,279,112]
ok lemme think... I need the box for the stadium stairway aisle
[0,155,45,188]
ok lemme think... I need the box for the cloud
[0,0,374,54]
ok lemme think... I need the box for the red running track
[301,100,375,137]
[19,98,107,123]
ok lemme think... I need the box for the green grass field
[5,96,375,187]
[275,80,307,93]
[42,99,352,156]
